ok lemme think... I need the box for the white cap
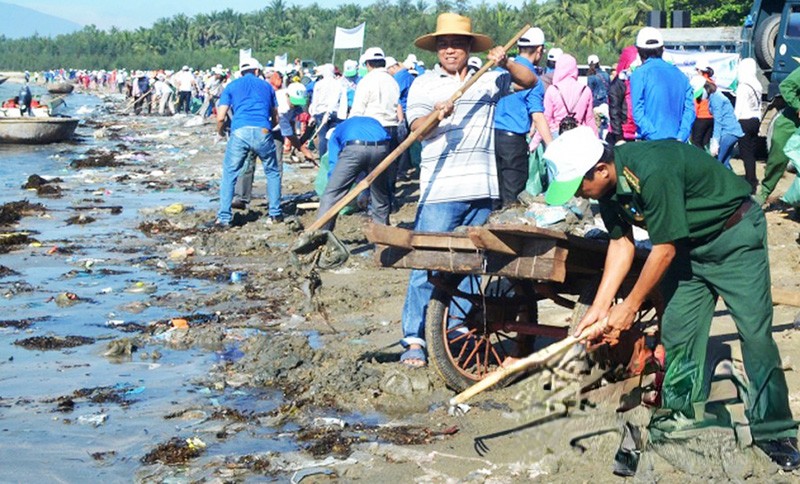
[468,56,483,69]
[543,126,605,205]
[384,56,398,68]
[587,54,600,65]
[547,48,563,62]
[343,59,358,76]
[239,57,262,72]
[361,47,385,63]
[182,65,190,71]
[518,27,545,47]
[636,27,664,49]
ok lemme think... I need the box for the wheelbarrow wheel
[426,275,537,392]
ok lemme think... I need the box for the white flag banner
[334,23,365,50]
[274,53,288,72]
[239,48,252,65]
[665,50,740,90]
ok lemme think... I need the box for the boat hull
[0,117,79,144]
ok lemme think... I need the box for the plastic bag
[525,144,547,196]
[781,127,800,206]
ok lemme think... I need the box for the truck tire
[754,14,781,69]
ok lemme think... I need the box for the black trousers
[691,118,713,148]
[738,117,760,193]
[177,91,192,114]
[494,130,529,207]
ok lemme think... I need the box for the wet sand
[1,90,800,481]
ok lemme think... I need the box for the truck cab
[742,0,800,99]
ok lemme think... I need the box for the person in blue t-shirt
[315,116,393,231]
[493,27,548,207]
[213,58,281,227]
[629,27,695,142]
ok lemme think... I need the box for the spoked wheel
[569,276,661,378]
[425,275,538,392]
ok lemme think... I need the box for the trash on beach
[126,281,157,294]
[168,246,195,261]
[140,436,206,465]
[171,318,189,329]
[55,292,80,306]
[77,413,108,427]
[163,203,185,215]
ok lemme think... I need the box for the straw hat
[414,13,493,53]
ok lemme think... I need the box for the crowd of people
[19,11,800,475]
[203,12,800,475]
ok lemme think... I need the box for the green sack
[525,143,548,196]
[781,127,800,206]
[314,153,330,197]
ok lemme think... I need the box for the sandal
[400,347,427,368]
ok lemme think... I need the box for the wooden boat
[47,82,74,94]
[0,117,79,144]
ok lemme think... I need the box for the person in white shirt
[173,65,197,114]
[308,64,347,157]
[734,58,763,193]
[154,74,175,116]
[349,47,402,144]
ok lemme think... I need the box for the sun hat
[517,27,545,47]
[343,59,358,76]
[587,54,600,64]
[239,57,262,72]
[467,56,483,70]
[414,12,494,52]
[547,48,563,62]
[287,82,308,106]
[403,54,418,69]
[543,126,605,205]
[636,27,664,49]
[384,56,398,68]
[362,47,385,63]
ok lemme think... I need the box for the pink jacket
[544,54,596,136]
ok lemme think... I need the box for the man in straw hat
[398,12,537,368]
[543,126,799,472]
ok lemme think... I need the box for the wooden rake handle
[304,24,532,234]
[449,323,602,407]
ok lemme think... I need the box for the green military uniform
[600,140,797,441]
[760,65,800,205]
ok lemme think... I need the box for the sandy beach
[1,88,799,482]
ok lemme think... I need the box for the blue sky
[11,0,528,31]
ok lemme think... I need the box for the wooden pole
[449,323,601,408]
[303,24,532,234]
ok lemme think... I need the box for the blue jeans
[400,199,493,348]
[717,134,740,170]
[218,127,281,223]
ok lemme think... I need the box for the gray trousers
[233,136,284,204]
[317,143,394,231]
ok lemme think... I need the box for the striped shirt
[407,64,509,204]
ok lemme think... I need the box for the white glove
[709,138,719,157]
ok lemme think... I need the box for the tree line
[0,0,750,71]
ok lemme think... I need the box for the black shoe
[265,215,284,225]
[231,200,247,210]
[203,219,230,230]
[755,437,800,471]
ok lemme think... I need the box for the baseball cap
[468,56,483,70]
[543,126,605,205]
[362,47,385,63]
[287,82,308,106]
[384,56,398,68]
[690,75,707,99]
[547,48,563,62]
[343,59,358,77]
[518,27,545,47]
[636,27,664,49]
[587,54,600,64]
[239,58,262,72]
[182,65,190,71]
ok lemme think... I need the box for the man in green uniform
[759,65,800,206]
[544,126,799,471]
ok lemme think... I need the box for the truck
[660,0,799,102]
